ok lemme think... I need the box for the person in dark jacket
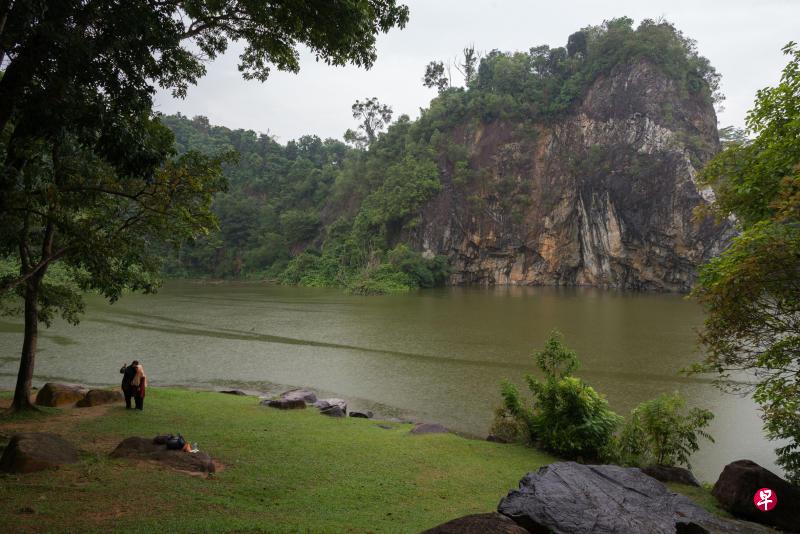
[120,360,139,409]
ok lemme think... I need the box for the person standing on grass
[119,360,139,409]
[131,362,147,410]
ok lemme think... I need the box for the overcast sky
[154,0,799,143]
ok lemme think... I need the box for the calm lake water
[0,281,779,482]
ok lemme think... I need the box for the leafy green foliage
[496,333,715,466]
[615,392,714,468]
[421,17,720,129]
[496,331,622,460]
[692,42,800,483]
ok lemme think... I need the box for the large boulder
[712,459,800,532]
[110,437,215,474]
[642,464,701,487]
[281,388,317,404]
[0,433,79,473]
[498,462,771,534]
[35,383,88,407]
[76,389,123,407]
[261,398,306,410]
[422,513,528,533]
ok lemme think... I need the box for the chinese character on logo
[753,487,777,511]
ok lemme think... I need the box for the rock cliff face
[409,60,733,291]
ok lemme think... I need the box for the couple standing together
[120,361,147,410]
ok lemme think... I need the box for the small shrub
[347,265,415,295]
[497,331,621,461]
[617,391,714,468]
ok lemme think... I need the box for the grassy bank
[1,388,555,532]
[0,388,727,533]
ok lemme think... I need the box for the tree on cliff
[423,61,450,93]
[692,42,800,482]
[344,98,394,148]
[0,0,410,411]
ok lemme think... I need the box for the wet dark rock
[410,423,448,435]
[110,437,215,474]
[498,462,771,534]
[76,389,123,407]
[220,389,247,396]
[280,388,317,403]
[261,398,306,410]
[320,405,346,417]
[712,459,800,532]
[314,398,347,415]
[0,433,79,473]
[34,383,88,407]
[642,464,701,487]
[349,411,373,419]
[422,512,528,533]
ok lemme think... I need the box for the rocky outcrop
[497,462,770,533]
[712,459,800,532]
[410,60,732,291]
[35,383,88,407]
[76,389,123,407]
[422,513,528,533]
[0,433,79,473]
[110,437,215,474]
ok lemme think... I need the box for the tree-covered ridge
[162,17,721,293]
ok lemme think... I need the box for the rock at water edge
[35,383,88,407]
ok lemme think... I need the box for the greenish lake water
[0,281,779,482]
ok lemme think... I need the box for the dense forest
[161,17,721,293]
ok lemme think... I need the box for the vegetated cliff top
[161,17,728,292]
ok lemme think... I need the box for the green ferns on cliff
[161,17,719,293]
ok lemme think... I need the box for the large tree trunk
[10,279,40,411]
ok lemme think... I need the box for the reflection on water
[0,281,779,482]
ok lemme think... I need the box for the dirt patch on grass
[0,398,118,454]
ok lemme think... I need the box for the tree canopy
[692,42,800,482]
[0,0,410,410]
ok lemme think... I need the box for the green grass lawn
[1,388,557,533]
[0,388,729,533]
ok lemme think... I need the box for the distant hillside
[161,17,731,292]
